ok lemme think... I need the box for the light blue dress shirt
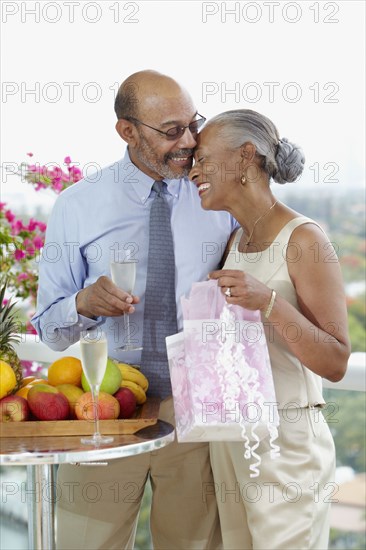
[31,150,237,364]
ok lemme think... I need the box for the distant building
[330,473,366,533]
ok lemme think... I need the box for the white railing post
[322,352,365,392]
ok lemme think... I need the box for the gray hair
[205,109,305,184]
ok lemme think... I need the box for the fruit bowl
[0,398,160,437]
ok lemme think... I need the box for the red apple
[28,384,70,420]
[113,388,137,419]
[75,392,120,421]
[0,395,30,422]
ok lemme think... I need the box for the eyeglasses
[127,113,206,141]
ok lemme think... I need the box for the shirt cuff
[72,293,102,328]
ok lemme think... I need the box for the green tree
[323,389,366,473]
[348,312,366,352]
[135,481,152,549]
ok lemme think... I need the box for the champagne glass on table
[110,251,142,351]
[79,328,114,446]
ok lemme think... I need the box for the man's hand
[76,276,140,319]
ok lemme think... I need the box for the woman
[189,109,351,550]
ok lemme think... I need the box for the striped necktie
[140,181,178,399]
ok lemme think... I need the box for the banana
[121,380,147,405]
[117,363,149,392]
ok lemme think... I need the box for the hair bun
[274,137,305,184]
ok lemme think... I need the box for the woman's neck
[230,192,277,236]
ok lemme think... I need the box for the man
[32,70,236,549]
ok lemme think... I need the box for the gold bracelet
[264,289,276,319]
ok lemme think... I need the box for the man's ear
[115,119,138,146]
[240,141,256,163]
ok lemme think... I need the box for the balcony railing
[16,334,365,393]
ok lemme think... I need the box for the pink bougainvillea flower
[33,235,44,249]
[35,182,47,191]
[5,154,85,336]
[11,220,25,235]
[52,166,62,177]
[69,166,82,180]
[37,221,47,232]
[20,360,36,376]
[5,209,15,223]
[14,249,26,261]
[14,219,24,230]
[53,182,63,192]
[25,324,38,336]
[27,218,37,231]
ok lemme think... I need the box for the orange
[15,385,33,399]
[47,357,83,387]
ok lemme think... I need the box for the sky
[1,0,365,215]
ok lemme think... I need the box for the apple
[75,391,120,421]
[0,395,30,422]
[28,384,70,420]
[81,358,122,395]
[56,384,85,419]
[113,387,137,419]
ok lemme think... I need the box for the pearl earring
[241,174,246,185]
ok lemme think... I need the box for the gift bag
[166,279,280,477]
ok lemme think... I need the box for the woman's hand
[209,269,272,313]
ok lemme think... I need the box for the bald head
[114,70,192,120]
[114,71,199,180]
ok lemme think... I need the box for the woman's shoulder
[287,215,329,243]
[275,205,328,244]
[286,215,336,268]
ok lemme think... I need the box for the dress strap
[279,216,325,238]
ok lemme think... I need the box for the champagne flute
[79,328,114,446]
[110,251,142,351]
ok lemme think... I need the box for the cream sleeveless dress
[224,216,325,408]
[210,216,336,550]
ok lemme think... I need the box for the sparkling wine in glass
[80,328,113,446]
[110,252,142,351]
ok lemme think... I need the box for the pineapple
[0,278,23,392]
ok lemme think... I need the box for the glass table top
[0,420,175,465]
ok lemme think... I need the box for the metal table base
[1,421,175,550]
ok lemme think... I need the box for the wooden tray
[0,398,160,437]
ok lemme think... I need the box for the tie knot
[152,181,165,196]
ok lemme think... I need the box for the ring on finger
[224,287,231,298]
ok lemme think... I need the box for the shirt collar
[122,149,185,204]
